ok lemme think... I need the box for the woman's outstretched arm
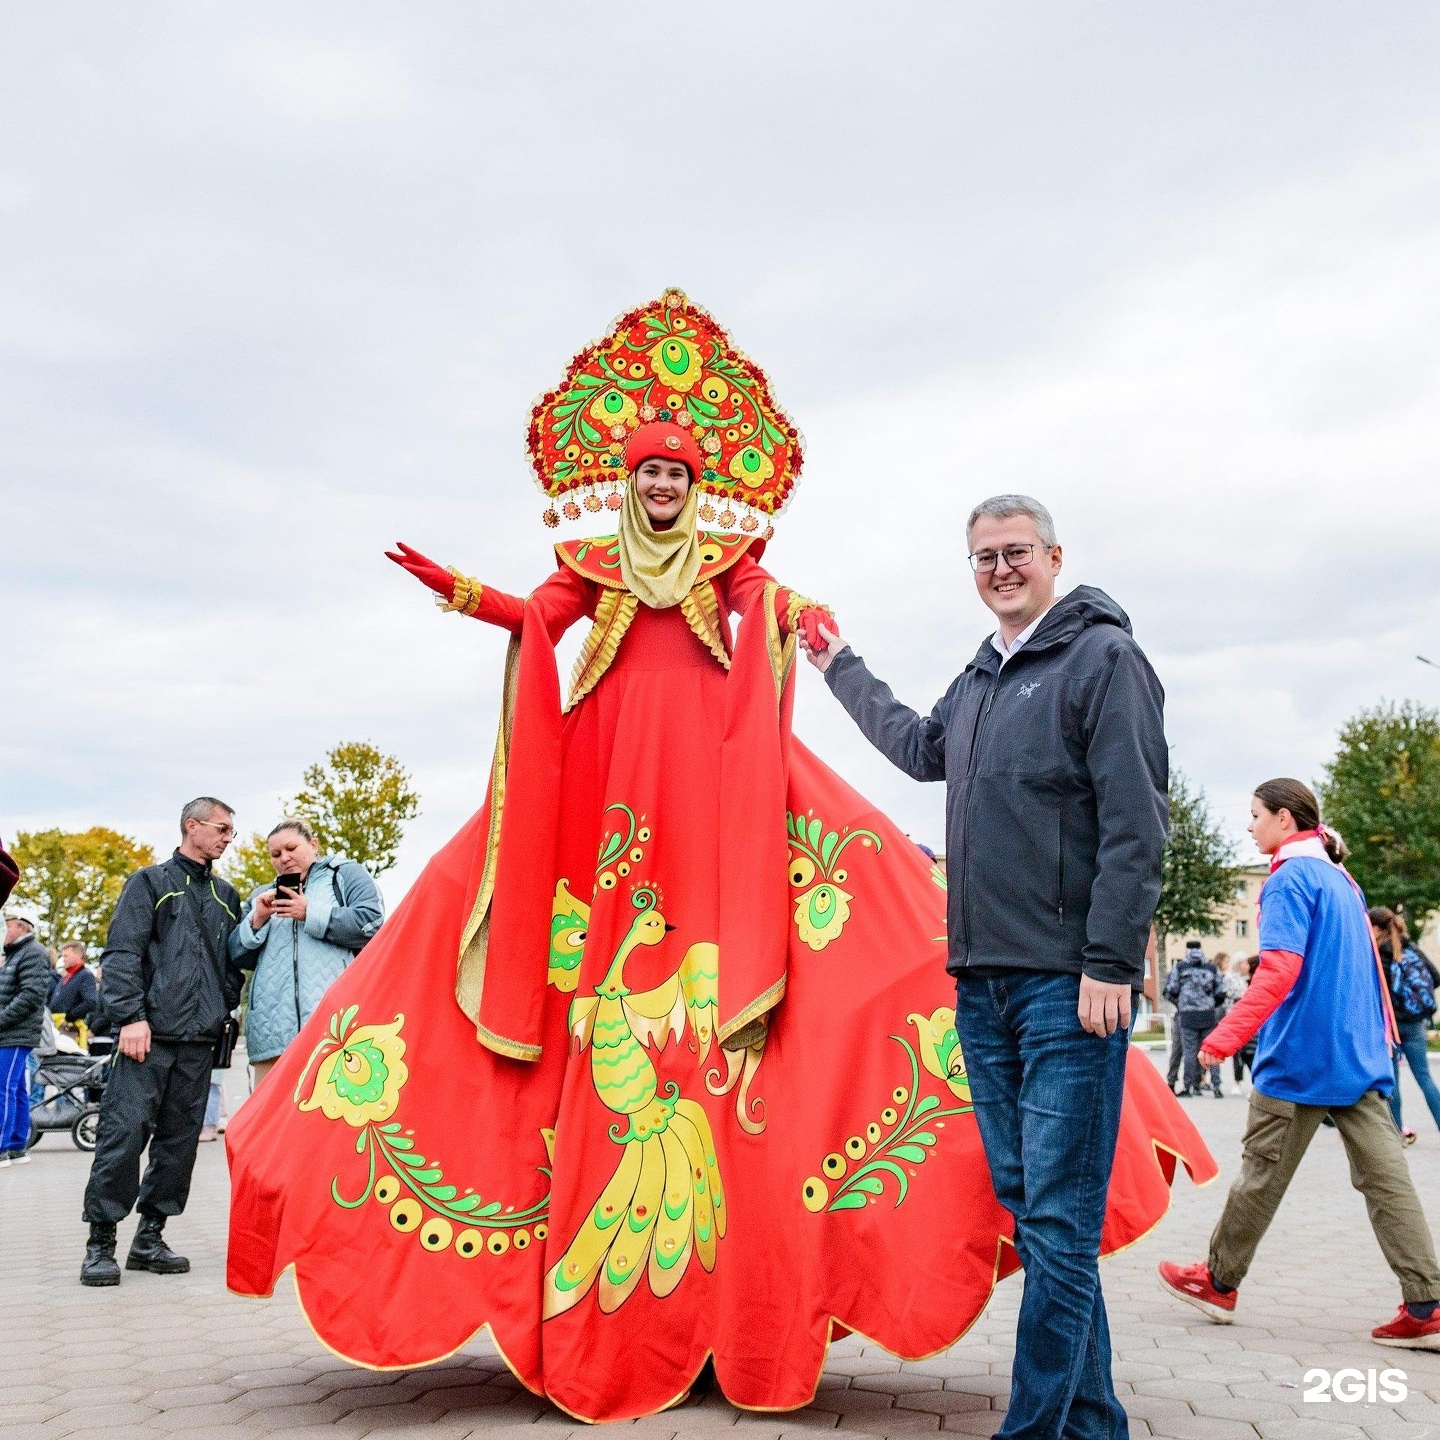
[720,550,833,649]
[385,542,594,641]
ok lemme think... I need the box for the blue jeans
[956,971,1130,1440]
[1390,1017,1440,1134]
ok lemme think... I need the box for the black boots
[81,1217,190,1285]
[80,1222,121,1286]
[125,1215,190,1274]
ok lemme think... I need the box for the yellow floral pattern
[296,1007,550,1256]
[296,1012,408,1127]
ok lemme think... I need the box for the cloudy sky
[6,4,1440,898]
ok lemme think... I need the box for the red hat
[624,421,703,480]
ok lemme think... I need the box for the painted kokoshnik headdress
[527,288,804,536]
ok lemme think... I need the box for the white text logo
[1303,1368,1407,1403]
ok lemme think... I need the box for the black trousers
[82,1040,213,1224]
[1180,1018,1218,1093]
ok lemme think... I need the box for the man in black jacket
[80,797,243,1286]
[805,495,1167,1439]
[1,905,54,1163]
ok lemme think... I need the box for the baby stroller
[27,1047,111,1151]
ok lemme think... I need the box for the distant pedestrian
[53,943,99,1036]
[80,798,243,1286]
[199,1071,228,1143]
[1226,957,1256,1092]
[0,905,52,1165]
[1369,906,1440,1142]
[1164,940,1225,1097]
[229,819,383,1087]
[1159,778,1440,1350]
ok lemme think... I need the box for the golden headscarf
[617,477,702,610]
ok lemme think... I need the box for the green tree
[221,831,278,902]
[1319,700,1440,924]
[292,741,420,876]
[11,828,156,951]
[1153,771,1241,989]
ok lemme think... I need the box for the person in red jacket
[1158,777,1440,1350]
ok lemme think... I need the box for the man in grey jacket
[805,495,1167,1440]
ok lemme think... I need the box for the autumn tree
[1319,700,1440,925]
[1153,771,1241,986]
[292,741,420,876]
[11,828,155,951]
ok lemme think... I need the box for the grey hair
[268,818,316,844]
[965,494,1058,549]
[60,940,86,957]
[179,796,233,836]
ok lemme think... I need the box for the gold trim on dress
[717,974,786,1048]
[455,634,538,1059]
[565,589,639,712]
[679,580,730,670]
[763,581,797,699]
[438,568,485,617]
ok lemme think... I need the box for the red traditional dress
[226,291,1216,1423]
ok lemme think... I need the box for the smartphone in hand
[274,872,303,894]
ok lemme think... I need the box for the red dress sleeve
[468,566,596,644]
[718,551,831,643]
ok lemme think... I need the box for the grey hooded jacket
[824,585,1167,990]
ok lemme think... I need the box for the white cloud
[7,6,1440,905]
[230,37,407,123]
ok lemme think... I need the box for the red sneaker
[1157,1260,1236,1324]
[1372,1304,1440,1350]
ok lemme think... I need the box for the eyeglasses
[192,819,236,838]
[968,543,1046,573]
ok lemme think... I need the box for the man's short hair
[60,941,86,957]
[180,796,233,836]
[966,494,1058,549]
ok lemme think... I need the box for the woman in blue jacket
[1159,778,1440,1350]
[229,820,383,1085]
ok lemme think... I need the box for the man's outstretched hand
[800,621,847,674]
[385,542,454,600]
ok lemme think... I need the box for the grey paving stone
[14,1056,1440,1439]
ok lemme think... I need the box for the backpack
[1391,948,1438,1022]
[329,862,372,957]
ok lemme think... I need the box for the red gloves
[797,607,831,652]
[385,542,454,603]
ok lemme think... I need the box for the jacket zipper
[292,880,303,1033]
[1058,814,1065,926]
[959,674,1001,958]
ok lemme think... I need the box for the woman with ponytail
[1368,904,1440,1141]
[1158,778,1440,1350]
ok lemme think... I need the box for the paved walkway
[4,1051,1440,1439]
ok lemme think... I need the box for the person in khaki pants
[1158,778,1440,1350]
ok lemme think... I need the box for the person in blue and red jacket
[1158,777,1440,1350]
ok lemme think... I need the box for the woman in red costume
[226,290,1215,1423]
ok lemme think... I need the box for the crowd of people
[3,435,1439,1429]
[0,811,383,1281]
[1163,944,1257,1097]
